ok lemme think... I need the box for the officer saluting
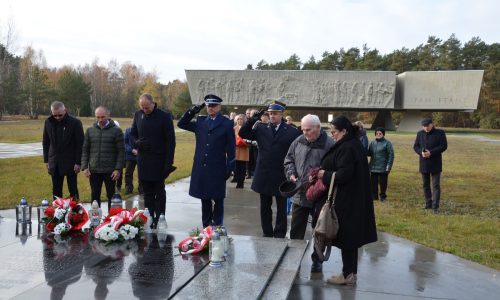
[178,94,236,227]
[239,100,300,238]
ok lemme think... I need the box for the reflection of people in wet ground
[42,233,89,300]
[128,234,174,299]
[84,248,125,300]
[409,245,437,292]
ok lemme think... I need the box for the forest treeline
[246,35,499,128]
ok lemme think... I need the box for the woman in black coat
[317,116,377,285]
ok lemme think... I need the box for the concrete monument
[186,70,396,109]
[185,70,484,131]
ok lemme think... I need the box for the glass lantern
[209,231,223,268]
[15,198,32,224]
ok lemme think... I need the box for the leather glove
[252,108,266,121]
[163,165,177,179]
[191,103,206,114]
[135,138,151,152]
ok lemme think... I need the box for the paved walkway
[2,178,498,299]
[0,142,43,159]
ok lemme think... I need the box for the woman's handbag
[312,172,339,262]
[305,167,326,201]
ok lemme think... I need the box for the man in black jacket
[413,118,448,213]
[131,93,176,226]
[239,100,300,238]
[43,101,84,199]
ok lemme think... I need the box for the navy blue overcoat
[178,112,236,199]
[239,119,299,196]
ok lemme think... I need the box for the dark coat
[239,118,300,196]
[413,128,447,173]
[43,114,84,176]
[81,120,124,173]
[124,128,137,161]
[178,111,236,199]
[320,135,377,249]
[130,106,176,182]
[367,138,394,173]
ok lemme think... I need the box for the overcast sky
[1,0,498,83]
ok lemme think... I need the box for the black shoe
[230,178,237,183]
[380,196,387,202]
[311,261,323,273]
[433,208,439,214]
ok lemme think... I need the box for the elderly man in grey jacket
[284,114,334,272]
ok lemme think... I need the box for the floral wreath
[93,208,147,243]
[43,197,89,235]
[178,226,213,255]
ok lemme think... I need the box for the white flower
[54,208,67,220]
[119,224,139,240]
[96,224,119,241]
[54,223,70,235]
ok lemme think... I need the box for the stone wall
[186,70,396,109]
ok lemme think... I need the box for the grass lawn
[0,131,194,209]
[0,118,499,269]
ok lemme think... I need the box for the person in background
[43,101,84,199]
[260,112,270,124]
[178,94,235,227]
[131,93,176,227]
[286,115,298,128]
[239,100,300,238]
[367,127,394,201]
[284,114,334,272]
[81,106,124,210]
[234,114,249,188]
[113,120,124,192]
[229,112,236,121]
[354,121,368,153]
[246,108,258,179]
[318,116,377,286]
[413,118,447,214]
[124,127,142,194]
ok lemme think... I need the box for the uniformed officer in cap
[178,94,236,227]
[239,100,300,238]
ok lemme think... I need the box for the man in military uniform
[178,94,236,227]
[239,100,300,238]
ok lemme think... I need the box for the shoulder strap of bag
[326,172,337,205]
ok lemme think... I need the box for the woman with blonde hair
[234,114,250,188]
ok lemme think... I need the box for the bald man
[81,106,124,210]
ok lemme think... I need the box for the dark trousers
[234,161,247,188]
[341,248,359,276]
[141,180,166,223]
[421,172,441,209]
[260,194,287,238]
[247,146,257,177]
[371,172,388,200]
[115,168,123,190]
[51,172,79,199]
[90,173,115,211]
[125,160,142,193]
[201,198,224,227]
